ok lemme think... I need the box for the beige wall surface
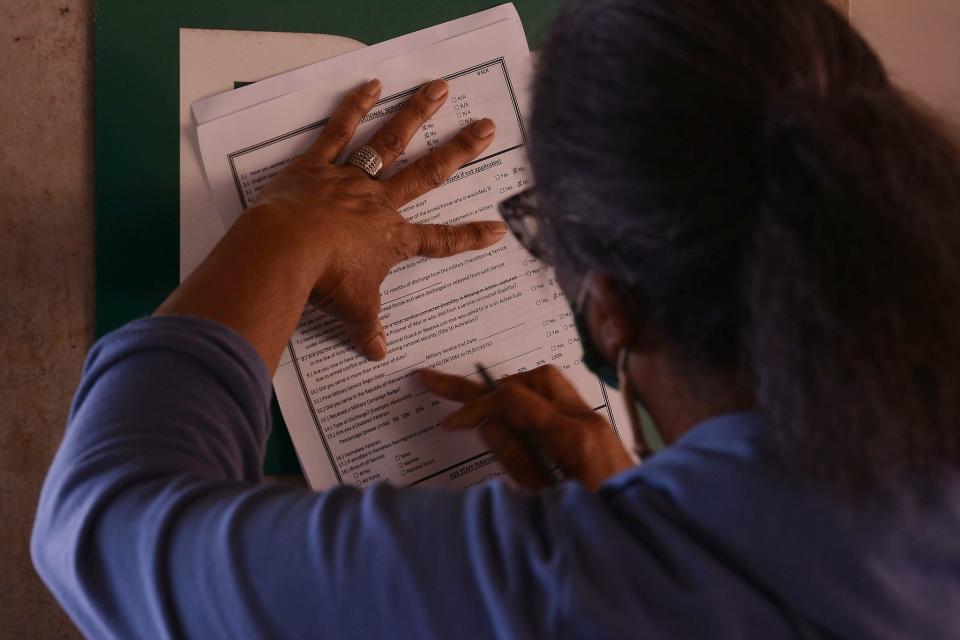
[0,0,91,637]
[0,0,955,638]
[853,0,960,136]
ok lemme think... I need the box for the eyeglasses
[497,187,554,264]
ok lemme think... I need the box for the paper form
[195,16,635,490]
[191,4,523,126]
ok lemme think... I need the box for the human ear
[581,274,641,365]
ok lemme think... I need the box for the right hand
[420,365,635,492]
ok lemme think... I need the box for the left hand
[250,78,507,360]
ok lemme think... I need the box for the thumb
[336,290,387,360]
[410,220,508,258]
[344,315,387,361]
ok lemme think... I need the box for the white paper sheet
[191,4,523,126]
[195,14,635,490]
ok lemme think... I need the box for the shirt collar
[601,410,767,492]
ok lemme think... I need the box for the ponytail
[747,87,960,490]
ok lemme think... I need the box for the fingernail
[365,335,387,360]
[471,118,495,138]
[425,79,448,101]
[488,221,508,236]
[418,369,436,383]
[363,79,382,96]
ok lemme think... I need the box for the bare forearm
[156,205,322,376]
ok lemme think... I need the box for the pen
[474,364,567,486]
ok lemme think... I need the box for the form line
[382,284,441,307]
[466,347,544,377]
[477,323,525,342]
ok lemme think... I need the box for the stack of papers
[191,4,634,490]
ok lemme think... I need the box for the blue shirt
[32,316,960,639]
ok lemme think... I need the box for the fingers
[478,421,545,489]
[406,220,507,259]
[440,382,559,432]
[343,306,388,361]
[418,369,488,402]
[361,79,450,171]
[305,79,382,164]
[384,118,496,206]
[420,365,593,418]
[419,370,546,487]
[501,365,595,413]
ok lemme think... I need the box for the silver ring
[345,145,384,178]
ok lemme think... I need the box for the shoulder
[543,413,797,637]
[350,414,798,638]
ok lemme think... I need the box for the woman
[33,0,960,637]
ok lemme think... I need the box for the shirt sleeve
[32,316,795,640]
[29,317,580,640]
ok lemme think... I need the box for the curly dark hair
[531,0,960,493]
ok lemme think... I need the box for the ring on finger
[345,145,384,178]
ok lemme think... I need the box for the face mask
[573,310,620,389]
[573,279,667,456]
